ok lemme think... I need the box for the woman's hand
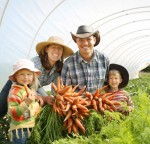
[41,95,54,105]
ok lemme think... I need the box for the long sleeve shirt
[61,50,109,94]
[8,84,41,132]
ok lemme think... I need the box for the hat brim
[71,30,100,46]
[109,64,129,88]
[36,42,73,59]
[9,67,42,82]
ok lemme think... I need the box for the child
[105,64,134,115]
[7,59,43,144]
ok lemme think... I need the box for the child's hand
[25,92,36,106]
[35,95,44,106]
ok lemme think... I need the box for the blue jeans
[12,128,32,144]
[0,80,12,117]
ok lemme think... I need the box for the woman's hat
[9,59,42,82]
[36,36,74,59]
[109,64,129,88]
[71,25,100,46]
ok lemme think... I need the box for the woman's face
[46,44,63,65]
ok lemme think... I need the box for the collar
[77,50,98,63]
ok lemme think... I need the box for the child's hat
[9,59,42,82]
[109,64,129,88]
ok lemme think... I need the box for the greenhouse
[0,0,150,144]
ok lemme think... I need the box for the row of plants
[0,74,150,144]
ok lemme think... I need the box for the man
[61,25,109,93]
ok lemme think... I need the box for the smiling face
[76,36,96,58]
[14,69,34,85]
[108,70,122,91]
[45,44,63,66]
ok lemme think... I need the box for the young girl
[7,59,43,144]
[105,64,134,115]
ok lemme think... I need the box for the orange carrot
[71,84,79,92]
[24,84,31,95]
[63,102,71,112]
[63,120,68,130]
[93,88,100,97]
[72,123,78,134]
[51,82,57,92]
[64,109,72,121]
[57,77,61,92]
[67,117,73,128]
[74,118,85,134]
[58,86,71,95]
[99,85,108,93]
[92,99,98,111]
[84,92,93,100]
[76,104,89,111]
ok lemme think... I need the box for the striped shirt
[106,89,134,114]
[8,84,40,132]
[61,50,109,94]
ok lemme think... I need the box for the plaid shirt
[31,56,59,86]
[61,50,109,94]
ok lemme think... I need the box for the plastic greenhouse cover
[0,0,150,90]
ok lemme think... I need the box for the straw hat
[71,25,100,46]
[9,59,42,82]
[36,36,74,59]
[109,64,129,88]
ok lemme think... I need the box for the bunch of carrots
[51,77,122,135]
[51,78,90,134]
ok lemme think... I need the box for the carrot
[53,102,58,113]
[74,118,85,134]
[93,88,100,97]
[71,84,79,92]
[92,99,98,111]
[51,82,57,92]
[63,102,71,112]
[58,86,71,95]
[101,93,113,100]
[24,84,31,95]
[76,104,89,111]
[64,109,72,121]
[63,120,68,130]
[76,86,86,96]
[67,117,73,128]
[68,126,72,134]
[57,77,61,92]
[99,85,108,93]
[111,101,121,105]
[72,123,78,134]
[56,94,64,102]
[72,104,77,112]
[77,113,84,120]
[84,92,93,100]
[63,97,73,104]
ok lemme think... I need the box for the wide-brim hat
[36,36,74,59]
[71,25,100,46]
[109,64,129,88]
[9,59,42,82]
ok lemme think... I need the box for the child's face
[108,72,122,89]
[14,69,34,85]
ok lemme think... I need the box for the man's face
[76,36,96,55]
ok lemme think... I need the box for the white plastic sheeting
[0,0,150,90]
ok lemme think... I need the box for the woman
[0,36,74,117]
